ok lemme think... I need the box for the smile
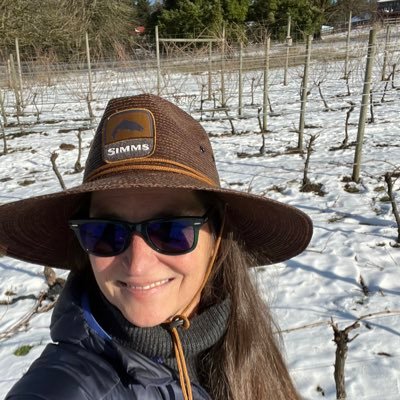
[119,278,171,291]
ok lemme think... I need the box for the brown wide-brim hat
[0,94,312,269]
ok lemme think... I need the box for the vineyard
[1,24,400,399]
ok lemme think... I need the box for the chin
[133,321,160,328]
[124,312,167,328]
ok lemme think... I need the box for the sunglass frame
[69,211,210,257]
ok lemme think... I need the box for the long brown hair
[198,216,300,400]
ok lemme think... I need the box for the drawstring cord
[165,206,226,400]
[167,316,192,400]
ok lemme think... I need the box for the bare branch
[50,151,66,190]
[384,171,400,244]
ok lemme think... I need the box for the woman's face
[89,188,215,327]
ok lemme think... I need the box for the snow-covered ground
[1,32,400,399]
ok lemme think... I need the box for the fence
[1,25,399,107]
[1,23,400,153]
[0,22,400,176]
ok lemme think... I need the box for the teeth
[123,279,170,291]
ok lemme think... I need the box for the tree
[247,0,279,25]
[326,0,374,27]
[156,0,224,38]
[85,1,138,57]
[134,0,153,26]
[154,0,253,40]
[222,0,250,23]
[248,0,327,39]
[0,0,137,61]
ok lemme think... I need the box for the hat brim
[0,171,312,269]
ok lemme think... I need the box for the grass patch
[18,179,35,186]
[328,215,345,223]
[14,345,34,357]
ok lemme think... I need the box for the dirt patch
[300,182,325,196]
[6,147,33,154]
[329,142,356,151]
[59,143,76,151]
[343,183,360,193]
[7,130,42,139]
[237,151,264,158]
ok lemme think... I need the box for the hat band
[85,158,219,187]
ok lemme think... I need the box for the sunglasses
[68,211,210,257]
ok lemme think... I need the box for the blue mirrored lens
[78,222,127,255]
[147,220,195,253]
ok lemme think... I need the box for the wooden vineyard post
[352,29,376,182]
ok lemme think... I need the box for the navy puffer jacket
[5,275,211,400]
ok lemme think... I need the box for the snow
[1,31,400,399]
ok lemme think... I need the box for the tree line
[0,0,377,61]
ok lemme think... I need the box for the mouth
[118,278,172,291]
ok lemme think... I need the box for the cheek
[197,226,215,262]
[89,255,116,277]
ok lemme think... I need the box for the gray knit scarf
[89,284,230,383]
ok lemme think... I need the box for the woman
[0,94,312,400]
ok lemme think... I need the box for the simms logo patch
[103,109,155,163]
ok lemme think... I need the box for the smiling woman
[87,189,215,328]
[0,94,313,400]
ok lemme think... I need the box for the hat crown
[83,94,220,188]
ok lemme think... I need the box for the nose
[121,233,157,274]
